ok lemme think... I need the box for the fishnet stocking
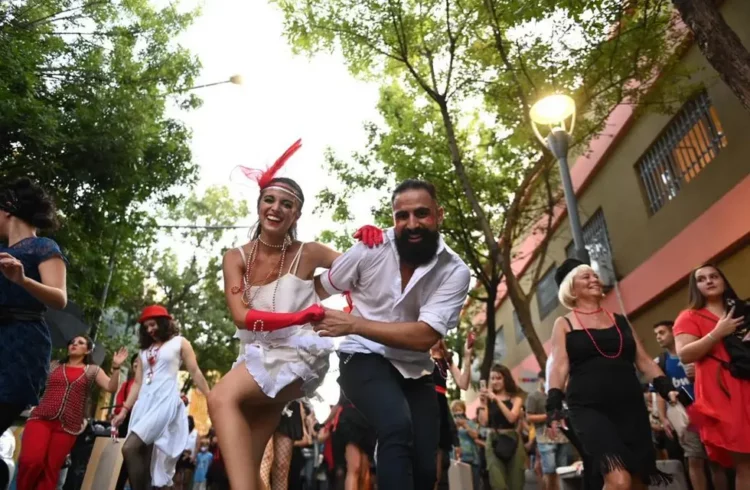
[121,434,153,490]
[271,433,293,490]
[260,437,274,490]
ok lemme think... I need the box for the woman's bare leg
[358,449,371,490]
[344,443,362,490]
[207,364,301,490]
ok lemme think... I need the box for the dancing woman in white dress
[112,305,210,490]
[208,140,381,490]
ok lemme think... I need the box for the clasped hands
[312,307,359,338]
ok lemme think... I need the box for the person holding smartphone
[674,264,750,487]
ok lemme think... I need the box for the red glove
[244,305,325,331]
[353,225,384,248]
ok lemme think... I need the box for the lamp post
[180,74,243,92]
[530,94,590,263]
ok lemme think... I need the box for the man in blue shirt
[653,321,726,490]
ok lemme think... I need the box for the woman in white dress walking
[208,140,381,490]
[112,305,211,490]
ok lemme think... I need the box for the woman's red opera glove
[353,225,384,247]
[243,305,325,331]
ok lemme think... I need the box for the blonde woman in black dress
[547,258,678,490]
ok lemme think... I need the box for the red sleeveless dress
[674,309,750,467]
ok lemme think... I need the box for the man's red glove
[353,225,384,248]
[244,305,325,331]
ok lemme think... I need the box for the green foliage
[1,0,202,325]
[141,186,250,381]
[275,0,697,376]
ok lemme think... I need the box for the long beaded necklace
[145,344,161,385]
[242,236,290,336]
[572,308,624,359]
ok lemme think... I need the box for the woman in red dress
[17,335,128,490]
[674,264,750,486]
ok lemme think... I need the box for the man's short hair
[653,320,674,330]
[391,179,437,204]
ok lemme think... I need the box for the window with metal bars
[535,267,559,320]
[566,209,613,262]
[637,90,728,214]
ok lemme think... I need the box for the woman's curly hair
[0,177,59,230]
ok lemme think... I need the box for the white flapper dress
[234,243,334,398]
[128,335,188,487]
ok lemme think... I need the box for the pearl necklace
[242,238,289,334]
[258,235,289,249]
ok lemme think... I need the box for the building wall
[488,0,750,372]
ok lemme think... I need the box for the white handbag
[448,460,473,490]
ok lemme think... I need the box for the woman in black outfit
[333,391,376,490]
[547,258,678,490]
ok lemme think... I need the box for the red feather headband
[236,139,302,190]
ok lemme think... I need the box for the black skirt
[333,404,376,464]
[277,401,305,441]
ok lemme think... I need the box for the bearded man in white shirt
[314,179,471,490]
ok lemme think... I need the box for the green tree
[1,0,202,327]
[141,186,251,385]
[275,0,692,377]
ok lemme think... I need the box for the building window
[535,267,559,320]
[513,311,526,343]
[637,90,728,214]
[493,326,506,361]
[566,209,613,262]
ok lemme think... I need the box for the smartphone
[466,331,476,349]
[480,379,487,390]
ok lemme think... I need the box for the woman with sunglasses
[0,178,67,434]
[16,336,128,490]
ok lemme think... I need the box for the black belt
[0,307,45,324]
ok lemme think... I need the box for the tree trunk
[480,288,498,381]
[437,101,499,253]
[672,0,750,111]
[502,251,549,370]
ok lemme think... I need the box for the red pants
[17,419,77,490]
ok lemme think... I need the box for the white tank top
[235,243,318,342]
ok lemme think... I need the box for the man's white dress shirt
[319,228,471,379]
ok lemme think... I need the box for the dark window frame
[636,90,728,214]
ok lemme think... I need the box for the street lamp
[530,94,590,263]
[183,74,243,92]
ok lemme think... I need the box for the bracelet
[707,331,718,342]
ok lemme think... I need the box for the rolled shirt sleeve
[319,243,366,297]
[417,264,471,337]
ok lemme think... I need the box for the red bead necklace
[572,308,623,359]
[145,344,161,385]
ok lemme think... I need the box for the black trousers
[339,353,439,490]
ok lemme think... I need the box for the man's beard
[395,227,440,267]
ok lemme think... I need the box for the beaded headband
[262,185,303,203]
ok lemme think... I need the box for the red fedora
[138,305,172,324]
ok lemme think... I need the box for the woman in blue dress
[0,178,67,434]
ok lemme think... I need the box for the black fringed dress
[564,314,672,487]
